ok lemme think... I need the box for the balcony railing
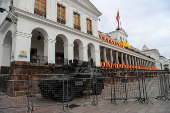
[30,55,48,65]
[34,8,46,18]
[57,17,66,24]
[55,58,68,67]
[87,30,92,35]
[74,24,81,30]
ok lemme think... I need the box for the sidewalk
[49,98,170,113]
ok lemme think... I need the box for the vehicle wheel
[40,90,54,99]
[93,82,102,95]
[59,85,74,102]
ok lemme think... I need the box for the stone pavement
[1,98,170,113]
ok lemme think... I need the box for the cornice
[68,0,101,18]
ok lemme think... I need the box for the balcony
[34,8,46,18]
[74,24,81,30]
[30,54,48,65]
[57,17,66,24]
[87,30,92,35]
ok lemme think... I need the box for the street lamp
[0,6,17,29]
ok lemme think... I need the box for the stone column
[121,52,124,64]
[103,47,107,63]
[110,49,113,63]
[125,54,128,65]
[134,57,137,66]
[79,47,88,61]
[44,39,56,64]
[138,58,140,66]
[116,51,119,64]
[11,31,32,62]
[64,43,74,61]
[128,55,131,65]
[132,56,135,66]
[143,60,146,67]
[91,49,101,67]
[139,59,142,67]
[146,61,149,67]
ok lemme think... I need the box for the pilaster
[116,51,119,64]
[79,47,88,61]
[103,47,107,63]
[121,53,124,65]
[110,49,113,63]
[11,31,32,62]
[64,43,74,61]
[44,39,56,64]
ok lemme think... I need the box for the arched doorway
[31,28,48,65]
[55,34,68,66]
[87,43,95,61]
[1,31,12,67]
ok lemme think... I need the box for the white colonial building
[0,0,160,74]
[142,45,170,70]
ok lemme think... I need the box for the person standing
[90,58,93,67]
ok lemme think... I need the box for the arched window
[34,0,46,18]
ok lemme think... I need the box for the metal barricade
[111,72,144,104]
[65,73,96,109]
[0,74,30,112]
[31,74,65,112]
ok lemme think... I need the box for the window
[87,19,92,35]
[34,0,46,18]
[81,69,90,73]
[57,4,66,24]
[74,13,80,30]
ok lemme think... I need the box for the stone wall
[5,61,61,96]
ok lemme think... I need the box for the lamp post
[0,6,17,29]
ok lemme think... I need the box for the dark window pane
[35,0,39,4]
[35,4,39,9]
[62,7,64,11]
[41,7,45,11]
[41,3,45,7]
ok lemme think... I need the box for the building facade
[0,0,158,74]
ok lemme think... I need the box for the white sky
[90,0,170,59]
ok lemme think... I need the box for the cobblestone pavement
[1,98,170,113]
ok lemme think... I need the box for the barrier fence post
[31,75,35,112]
[27,75,30,112]
[67,74,69,110]
[124,72,128,104]
[63,74,65,111]
[110,73,112,103]
[112,72,116,105]
[95,73,98,106]
[136,72,142,103]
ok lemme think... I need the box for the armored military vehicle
[37,60,105,101]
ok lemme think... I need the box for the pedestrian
[90,58,93,67]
